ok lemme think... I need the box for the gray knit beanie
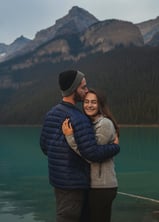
[58,70,85,96]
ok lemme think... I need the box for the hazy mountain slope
[0,46,158,125]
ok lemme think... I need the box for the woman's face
[83,92,99,118]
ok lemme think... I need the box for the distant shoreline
[0,124,159,127]
[119,124,159,127]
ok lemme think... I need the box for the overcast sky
[0,0,158,44]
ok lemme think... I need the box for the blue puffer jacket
[40,101,120,189]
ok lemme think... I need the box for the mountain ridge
[0,6,158,64]
[0,7,144,70]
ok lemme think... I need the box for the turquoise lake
[0,126,159,222]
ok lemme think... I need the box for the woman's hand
[62,118,73,136]
[113,135,119,144]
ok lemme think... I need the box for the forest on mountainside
[0,46,158,125]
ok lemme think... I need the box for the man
[40,70,120,222]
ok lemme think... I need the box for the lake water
[0,126,159,222]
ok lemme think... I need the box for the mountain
[0,6,158,125]
[0,7,144,70]
[35,6,98,44]
[136,16,159,44]
[0,36,31,62]
[13,19,143,70]
[0,6,98,63]
[1,7,158,64]
[80,19,143,53]
[0,43,7,54]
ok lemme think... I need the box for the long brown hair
[84,88,120,137]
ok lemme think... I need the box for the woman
[62,89,119,222]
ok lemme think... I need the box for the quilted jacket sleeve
[70,112,120,163]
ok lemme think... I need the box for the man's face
[74,78,88,102]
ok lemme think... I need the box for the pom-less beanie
[58,70,85,96]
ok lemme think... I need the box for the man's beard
[74,90,83,103]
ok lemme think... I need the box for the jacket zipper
[99,163,102,177]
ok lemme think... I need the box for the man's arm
[63,116,120,162]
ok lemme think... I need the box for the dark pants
[54,188,89,222]
[89,187,117,222]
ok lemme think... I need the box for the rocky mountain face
[10,19,144,70]
[0,6,158,70]
[0,6,146,70]
[136,16,159,43]
[35,6,98,43]
[0,36,31,62]
[1,6,98,63]
[81,19,143,53]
